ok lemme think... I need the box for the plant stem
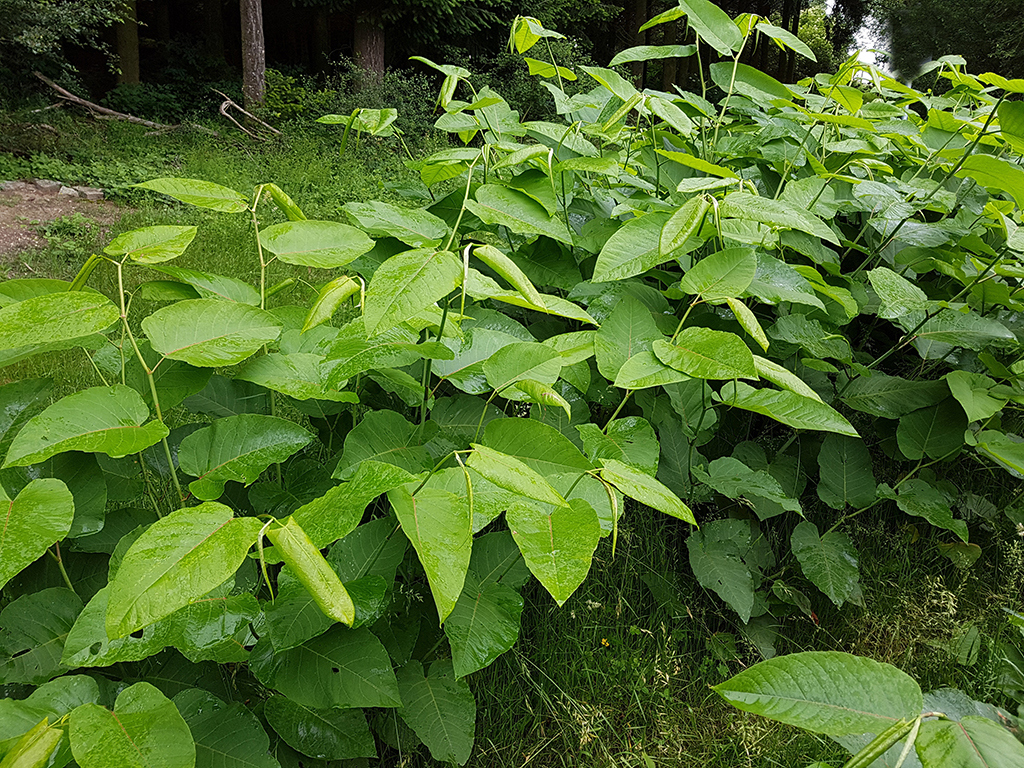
[420,299,449,428]
[50,543,77,595]
[604,390,633,430]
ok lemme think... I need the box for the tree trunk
[203,0,225,63]
[661,18,677,92]
[786,0,802,82]
[240,0,265,107]
[313,6,331,73]
[630,0,648,86]
[115,0,140,85]
[354,11,384,83]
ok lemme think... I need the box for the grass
[3,110,1024,768]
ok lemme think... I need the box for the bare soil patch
[0,183,124,274]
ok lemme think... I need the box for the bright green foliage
[3,2,1024,765]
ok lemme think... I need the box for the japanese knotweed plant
[3,1,1024,765]
[715,651,1024,766]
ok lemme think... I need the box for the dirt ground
[0,183,123,267]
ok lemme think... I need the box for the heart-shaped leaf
[264,695,375,760]
[174,689,279,768]
[0,479,74,590]
[397,660,476,766]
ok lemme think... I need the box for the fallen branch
[33,71,219,137]
[213,89,281,141]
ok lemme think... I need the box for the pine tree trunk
[354,11,384,83]
[241,0,266,107]
[115,0,140,85]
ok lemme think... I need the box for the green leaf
[594,296,661,381]
[70,682,195,768]
[444,569,523,679]
[640,0,743,56]
[396,660,475,766]
[817,434,876,510]
[363,248,462,336]
[955,154,1024,209]
[719,382,858,436]
[745,254,825,309]
[178,414,313,500]
[468,444,568,506]
[322,319,421,387]
[687,519,755,621]
[481,418,593,477]
[752,356,819,400]
[104,225,197,264]
[388,484,472,623]
[0,588,82,685]
[507,495,601,605]
[975,429,1024,478]
[713,652,923,735]
[235,352,355,403]
[250,625,400,709]
[302,276,359,332]
[165,592,259,663]
[0,479,73,589]
[756,22,816,61]
[609,44,697,67]
[334,410,432,480]
[710,62,794,104]
[613,351,691,389]
[593,212,672,282]
[105,502,262,637]
[679,248,757,300]
[62,587,171,667]
[600,458,695,524]
[142,299,282,367]
[0,716,63,768]
[653,331,758,380]
[294,461,414,548]
[694,456,800,513]
[896,400,967,460]
[343,201,450,247]
[868,267,930,319]
[791,521,860,607]
[720,192,839,245]
[174,689,279,768]
[466,184,572,245]
[841,373,949,419]
[483,341,562,392]
[260,220,374,268]
[578,417,659,476]
[0,292,117,352]
[0,378,51,459]
[883,479,969,542]
[136,177,248,212]
[524,57,577,81]
[945,371,1007,422]
[147,264,260,305]
[264,696,374,761]
[916,715,1024,767]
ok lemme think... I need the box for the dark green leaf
[397,660,476,766]
[791,521,860,607]
[174,689,279,768]
[265,696,375,760]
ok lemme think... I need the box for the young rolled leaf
[105,502,262,638]
[0,716,64,768]
[267,517,355,626]
[4,385,169,468]
[302,276,360,332]
[472,244,545,308]
[713,652,923,735]
[264,182,306,220]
